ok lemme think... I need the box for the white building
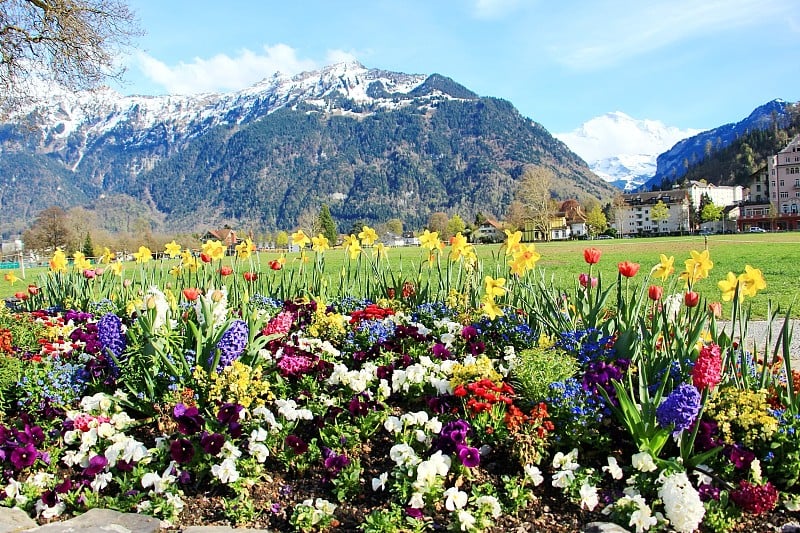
[619,190,691,236]
[686,181,744,209]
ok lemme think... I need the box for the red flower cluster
[349,304,395,323]
[453,378,514,414]
[0,328,12,354]
[693,343,722,390]
[504,402,555,437]
[731,480,779,514]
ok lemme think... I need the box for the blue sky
[115,0,799,135]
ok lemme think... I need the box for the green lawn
[2,233,799,318]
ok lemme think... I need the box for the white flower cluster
[658,471,705,533]
[274,398,314,421]
[391,355,455,395]
[602,493,659,533]
[299,497,337,526]
[384,411,442,445]
[195,287,228,328]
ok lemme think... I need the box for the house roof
[622,189,688,205]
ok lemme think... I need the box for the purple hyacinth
[97,313,126,358]
[212,320,248,370]
[656,383,702,434]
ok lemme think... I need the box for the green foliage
[0,354,21,413]
[318,204,338,243]
[510,346,578,403]
[82,232,94,257]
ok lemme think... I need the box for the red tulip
[83,269,96,279]
[200,252,212,263]
[684,291,700,308]
[14,291,28,300]
[618,261,640,278]
[579,273,597,288]
[269,260,282,271]
[218,266,233,276]
[708,301,723,319]
[27,285,39,296]
[583,248,601,265]
[183,287,201,301]
[648,285,663,301]
[243,271,258,282]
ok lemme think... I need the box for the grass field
[2,232,799,318]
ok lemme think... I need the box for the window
[772,181,776,187]
[780,180,785,187]
[796,179,800,187]
[780,191,789,199]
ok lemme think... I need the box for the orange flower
[583,248,601,265]
[182,287,201,301]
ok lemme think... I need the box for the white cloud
[133,44,357,95]
[473,0,522,19]
[550,0,791,70]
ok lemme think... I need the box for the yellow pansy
[419,229,441,251]
[49,249,68,273]
[358,225,379,247]
[651,254,675,281]
[718,272,740,302]
[201,240,225,261]
[133,246,153,263]
[165,240,182,258]
[311,234,330,252]
[291,230,311,248]
[504,229,523,255]
[4,272,20,285]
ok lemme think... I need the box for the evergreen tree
[82,232,94,258]
[318,204,338,243]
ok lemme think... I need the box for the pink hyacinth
[693,343,722,390]
[262,311,295,336]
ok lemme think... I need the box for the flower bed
[1,230,799,532]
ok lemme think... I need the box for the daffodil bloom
[109,262,123,276]
[132,246,152,263]
[718,272,740,302]
[651,254,675,281]
[419,229,441,251]
[484,276,506,299]
[373,242,388,259]
[680,250,713,285]
[449,232,469,261]
[311,234,330,252]
[201,240,225,261]
[344,235,362,259]
[738,265,766,298]
[510,243,541,276]
[73,251,92,270]
[291,230,311,248]
[235,238,255,259]
[482,296,504,320]
[100,247,115,264]
[170,265,183,276]
[504,229,523,255]
[164,240,182,258]
[358,225,379,247]
[4,272,20,285]
[50,249,68,272]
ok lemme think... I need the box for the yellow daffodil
[235,238,255,259]
[201,239,225,261]
[373,242,388,259]
[165,240,182,258]
[49,249,68,273]
[108,261,123,276]
[449,232,470,262]
[738,265,766,298]
[100,247,115,264]
[651,254,675,281]
[419,229,441,251]
[718,272,740,302]
[680,249,713,285]
[4,272,20,285]
[358,225,379,247]
[504,229,523,255]
[343,234,361,259]
[170,265,183,276]
[484,276,506,299]
[311,234,330,252]
[510,243,541,276]
[133,246,153,263]
[291,230,311,248]
[482,296,504,320]
[73,251,92,270]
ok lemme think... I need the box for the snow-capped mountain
[555,112,704,191]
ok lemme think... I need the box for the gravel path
[719,319,800,369]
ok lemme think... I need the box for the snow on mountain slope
[555,112,704,190]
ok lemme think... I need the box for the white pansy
[211,458,240,484]
[414,429,427,443]
[603,456,624,480]
[444,487,468,510]
[378,379,391,399]
[384,416,403,433]
[81,428,98,447]
[631,451,657,472]
[392,369,408,392]
[405,364,426,384]
[440,332,455,345]
[250,427,269,443]
[425,417,443,435]
[429,376,452,395]
[63,430,80,445]
[221,441,242,460]
[35,500,65,519]
[389,443,419,468]
[27,472,54,489]
[408,492,425,509]
[97,422,115,439]
[475,495,502,518]
[457,509,476,531]
[371,472,388,491]
[90,472,113,493]
[694,466,713,486]
[580,482,599,511]
[411,411,429,425]
[248,442,269,463]
[551,469,575,488]
[552,448,580,471]
[439,360,457,375]
[166,492,185,513]
[524,464,544,486]
[110,410,133,429]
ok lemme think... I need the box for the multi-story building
[739,135,800,231]
[618,190,691,236]
[686,180,744,210]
